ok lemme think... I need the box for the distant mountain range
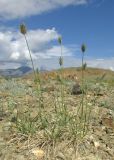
[0,66,32,77]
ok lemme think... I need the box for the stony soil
[0,70,114,160]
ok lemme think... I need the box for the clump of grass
[57,36,67,117]
[19,23,45,133]
[79,44,89,136]
[69,44,88,147]
[20,24,37,80]
[58,36,64,103]
[81,43,86,117]
[16,109,37,135]
[11,25,96,159]
[43,36,68,156]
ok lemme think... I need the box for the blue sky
[0,0,114,70]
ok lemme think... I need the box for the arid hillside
[0,67,114,160]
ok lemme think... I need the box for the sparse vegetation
[0,25,114,160]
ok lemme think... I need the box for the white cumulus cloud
[0,0,88,20]
[0,28,75,62]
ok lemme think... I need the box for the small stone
[88,103,92,106]
[71,83,82,95]
[32,148,45,159]
[56,152,65,159]
[93,141,100,149]
[101,126,106,131]
[87,94,91,98]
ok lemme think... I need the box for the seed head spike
[81,44,86,53]
[20,23,27,35]
[58,36,62,44]
[59,56,63,66]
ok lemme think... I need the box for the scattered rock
[56,152,65,160]
[93,141,100,149]
[31,148,45,159]
[71,83,82,95]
